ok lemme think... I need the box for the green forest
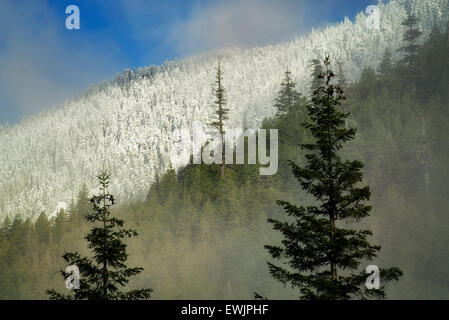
[0,20,448,300]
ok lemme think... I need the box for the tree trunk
[446,21,449,47]
[330,215,337,282]
[221,130,225,177]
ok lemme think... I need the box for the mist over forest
[0,0,448,301]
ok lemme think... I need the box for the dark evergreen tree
[418,24,448,100]
[0,216,11,238]
[357,67,378,100]
[35,212,50,244]
[377,48,393,80]
[397,12,422,93]
[428,24,442,46]
[46,170,153,300]
[210,62,229,177]
[398,13,422,67]
[336,61,349,119]
[10,215,27,254]
[53,209,67,244]
[309,58,324,95]
[336,61,347,90]
[76,183,91,218]
[68,183,91,227]
[265,55,402,300]
[274,68,301,115]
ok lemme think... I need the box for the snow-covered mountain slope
[0,0,448,220]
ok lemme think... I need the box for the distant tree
[398,13,422,67]
[397,12,422,93]
[419,24,446,100]
[156,168,179,205]
[0,216,11,238]
[9,215,27,254]
[35,212,50,244]
[309,58,324,95]
[68,184,91,226]
[377,48,393,80]
[274,68,301,116]
[428,24,443,46]
[53,209,67,244]
[210,62,229,177]
[336,61,349,119]
[265,55,402,299]
[46,170,153,300]
[76,183,91,218]
[357,67,378,100]
[336,61,347,90]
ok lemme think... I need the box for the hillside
[1,0,448,220]
[1,23,449,298]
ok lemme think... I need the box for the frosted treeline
[0,0,448,220]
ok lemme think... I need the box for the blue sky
[0,0,380,125]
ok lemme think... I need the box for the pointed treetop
[274,68,301,115]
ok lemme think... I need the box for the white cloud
[168,0,310,56]
[0,0,125,124]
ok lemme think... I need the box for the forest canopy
[0,21,448,299]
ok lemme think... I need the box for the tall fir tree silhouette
[46,170,153,300]
[210,62,229,177]
[265,55,402,300]
[377,48,393,80]
[309,58,324,95]
[398,13,422,66]
[274,68,301,116]
[336,61,347,90]
[398,12,422,94]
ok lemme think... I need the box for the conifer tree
[35,212,50,244]
[68,184,91,227]
[428,24,442,48]
[76,183,91,218]
[274,68,301,116]
[397,12,422,92]
[336,61,347,90]
[358,67,378,100]
[53,209,67,244]
[0,216,11,238]
[210,62,229,177]
[265,55,402,300]
[310,58,324,95]
[398,13,422,67]
[377,48,393,80]
[419,24,445,100]
[336,61,348,119]
[9,215,27,255]
[46,170,152,300]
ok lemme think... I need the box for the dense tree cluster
[47,171,152,300]
[265,55,402,300]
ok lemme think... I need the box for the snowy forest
[0,0,448,220]
[0,0,449,300]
